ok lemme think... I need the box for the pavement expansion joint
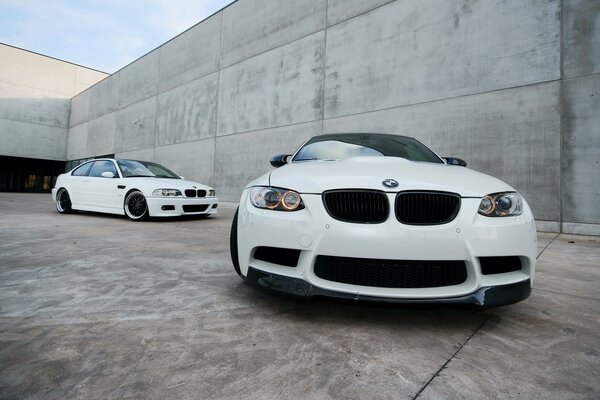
[536,233,560,260]
[411,309,497,399]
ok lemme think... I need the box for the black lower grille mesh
[254,247,301,267]
[314,255,467,288]
[322,190,389,223]
[479,256,522,275]
[395,191,460,225]
[182,204,208,213]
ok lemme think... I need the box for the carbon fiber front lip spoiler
[246,267,531,308]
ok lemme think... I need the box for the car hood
[125,177,213,191]
[268,157,513,197]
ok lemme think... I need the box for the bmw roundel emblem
[382,179,399,188]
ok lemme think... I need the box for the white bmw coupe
[230,133,537,308]
[52,158,218,220]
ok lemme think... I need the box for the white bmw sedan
[52,158,218,220]
[230,133,537,308]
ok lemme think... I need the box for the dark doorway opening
[0,156,66,193]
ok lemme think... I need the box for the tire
[55,188,73,214]
[230,207,243,278]
[124,190,148,221]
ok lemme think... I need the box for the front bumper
[237,191,537,306]
[146,196,219,217]
[247,267,531,308]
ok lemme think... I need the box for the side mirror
[101,171,115,178]
[270,154,291,168]
[443,157,467,167]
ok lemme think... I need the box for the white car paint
[52,159,218,219]
[233,134,537,307]
[269,157,511,196]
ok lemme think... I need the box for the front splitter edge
[246,267,531,308]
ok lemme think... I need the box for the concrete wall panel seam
[563,71,600,82]
[559,0,566,232]
[320,0,329,136]
[323,78,562,124]
[0,116,67,130]
[326,0,397,28]
[220,0,327,68]
[212,12,225,188]
[219,29,327,74]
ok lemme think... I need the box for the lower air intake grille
[182,204,208,213]
[479,256,522,275]
[254,247,301,267]
[314,255,467,288]
[395,191,460,225]
[322,190,389,223]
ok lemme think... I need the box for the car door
[81,160,124,212]
[68,161,94,208]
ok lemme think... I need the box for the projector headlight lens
[250,187,304,211]
[478,192,523,217]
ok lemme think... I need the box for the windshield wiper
[125,175,155,178]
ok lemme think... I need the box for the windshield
[117,160,181,179]
[293,134,443,163]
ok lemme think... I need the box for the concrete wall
[0,44,108,161]
[68,0,600,235]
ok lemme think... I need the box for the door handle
[118,185,126,189]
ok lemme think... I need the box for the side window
[72,162,93,176]
[88,161,118,178]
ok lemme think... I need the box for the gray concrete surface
[58,0,600,235]
[323,0,560,118]
[323,81,561,223]
[217,31,325,136]
[1,193,599,399]
[563,73,600,228]
[220,0,326,69]
[0,44,107,161]
[563,0,600,78]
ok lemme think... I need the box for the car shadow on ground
[230,279,492,326]
[68,210,218,223]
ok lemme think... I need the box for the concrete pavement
[0,193,598,399]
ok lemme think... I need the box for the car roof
[316,133,415,140]
[79,158,153,164]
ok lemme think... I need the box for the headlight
[208,190,216,197]
[478,192,523,217]
[250,186,304,211]
[152,189,182,197]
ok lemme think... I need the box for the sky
[0,0,235,73]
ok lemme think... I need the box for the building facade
[1,0,599,235]
[0,43,107,191]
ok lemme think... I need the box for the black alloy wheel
[124,191,148,220]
